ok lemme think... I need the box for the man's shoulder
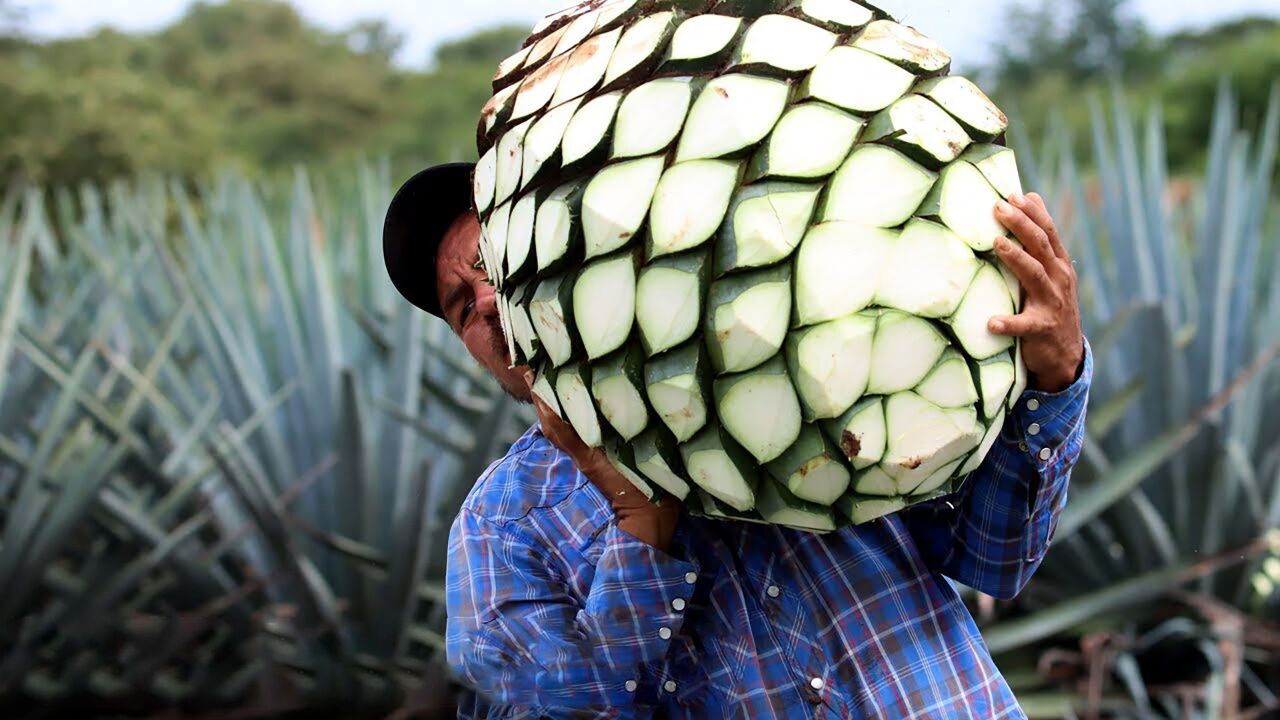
[460,423,609,528]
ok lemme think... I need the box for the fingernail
[996,200,1013,214]
[994,237,1010,251]
[1010,193,1025,204]
[990,320,1004,332]
[523,370,535,385]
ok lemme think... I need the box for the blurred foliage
[1,0,1278,189]
[0,0,526,187]
[989,0,1280,175]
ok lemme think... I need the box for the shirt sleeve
[445,507,699,718]
[903,338,1093,600]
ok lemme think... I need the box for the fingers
[995,198,1057,270]
[988,312,1052,337]
[993,237,1052,295]
[1020,193,1070,262]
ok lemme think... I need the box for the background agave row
[0,82,1278,718]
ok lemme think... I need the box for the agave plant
[0,163,529,716]
[980,81,1280,718]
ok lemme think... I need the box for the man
[383,162,1091,719]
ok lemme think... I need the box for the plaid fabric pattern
[447,342,1092,719]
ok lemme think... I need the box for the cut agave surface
[477,0,1025,530]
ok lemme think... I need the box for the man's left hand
[988,192,1085,394]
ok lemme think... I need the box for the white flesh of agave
[833,397,886,470]
[649,374,706,443]
[960,411,1004,474]
[505,193,538,278]
[867,311,948,395]
[606,447,659,500]
[676,74,791,162]
[803,46,914,114]
[757,481,837,532]
[553,27,623,107]
[865,95,971,167]
[882,392,979,491]
[573,253,636,360]
[511,300,539,362]
[582,155,664,259]
[961,144,1025,199]
[720,183,820,270]
[485,202,512,289]
[531,370,563,418]
[669,14,743,63]
[603,11,675,87]
[755,102,864,180]
[797,0,874,30]
[1011,340,1029,408]
[911,457,965,497]
[822,145,937,227]
[915,75,1008,141]
[594,0,641,32]
[794,222,894,326]
[494,45,532,88]
[553,10,604,59]
[512,52,572,123]
[529,276,574,366]
[717,358,803,464]
[474,146,497,213]
[682,430,756,512]
[950,263,1017,360]
[556,366,604,448]
[522,98,582,190]
[786,314,875,420]
[495,119,533,208]
[637,260,702,355]
[534,182,578,273]
[875,218,981,318]
[594,377,648,441]
[854,465,897,496]
[734,14,838,74]
[649,159,740,258]
[525,24,568,69]
[613,77,694,159]
[915,349,979,409]
[635,436,692,500]
[919,161,1009,252]
[562,92,623,167]
[852,20,951,74]
[978,354,1016,419]
[709,276,792,374]
[840,495,908,524]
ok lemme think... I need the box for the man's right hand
[525,371,683,552]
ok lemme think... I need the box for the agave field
[0,76,1278,720]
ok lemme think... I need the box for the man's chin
[492,364,534,404]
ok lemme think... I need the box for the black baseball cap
[383,162,476,320]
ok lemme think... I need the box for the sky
[16,0,1280,70]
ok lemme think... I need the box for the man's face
[435,212,532,402]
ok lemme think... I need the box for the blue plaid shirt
[446,343,1092,719]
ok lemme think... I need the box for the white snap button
[810,677,824,691]
[1027,423,1041,436]
[767,585,781,598]
[684,571,698,585]
[664,680,677,693]
[672,598,686,612]
[1027,398,1040,411]
[658,627,672,640]
[1039,447,1053,461]
[625,680,638,693]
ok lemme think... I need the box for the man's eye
[460,300,476,325]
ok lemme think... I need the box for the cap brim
[383,162,476,319]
